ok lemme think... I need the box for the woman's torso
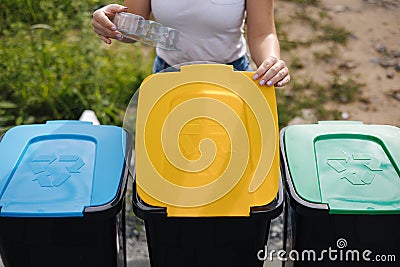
[151,0,247,66]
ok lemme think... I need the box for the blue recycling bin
[0,121,131,267]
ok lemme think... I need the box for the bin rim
[280,126,330,216]
[82,128,132,217]
[132,174,284,220]
[83,154,130,219]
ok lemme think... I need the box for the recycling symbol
[29,154,85,187]
[327,151,383,185]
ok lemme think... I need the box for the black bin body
[132,181,283,267]
[0,209,126,267]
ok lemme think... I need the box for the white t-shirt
[151,0,247,66]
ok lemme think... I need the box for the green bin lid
[283,121,400,214]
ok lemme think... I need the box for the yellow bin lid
[135,64,279,217]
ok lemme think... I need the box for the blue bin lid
[0,121,129,217]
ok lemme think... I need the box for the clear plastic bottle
[114,12,180,51]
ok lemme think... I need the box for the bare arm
[246,0,290,87]
[92,0,151,44]
[123,0,151,19]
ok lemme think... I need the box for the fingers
[92,4,128,44]
[253,56,290,87]
[98,34,112,45]
[92,17,123,44]
[276,74,290,87]
[102,4,128,20]
[265,60,290,87]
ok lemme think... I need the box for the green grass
[313,46,337,63]
[330,73,364,104]
[318,25,352,45]
[276,73,364,127]
[290,8,351,45]
[0,0,153,132]
[292,10,320,30]
[282,0,320,5]
[289,56,305,70]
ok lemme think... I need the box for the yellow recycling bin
[132,64,283,267]
[135,64,280,217]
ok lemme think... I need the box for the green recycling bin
[0,121,131,267]
[280,121,400,267]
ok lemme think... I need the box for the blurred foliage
[0,0,103,34]
[0,0,153,132]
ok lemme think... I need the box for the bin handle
[318,120,363,125]
[46,120,93,125]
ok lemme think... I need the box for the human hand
[92,4,128,44]
[252,56,290,87]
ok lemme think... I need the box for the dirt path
[276,0,400,126]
